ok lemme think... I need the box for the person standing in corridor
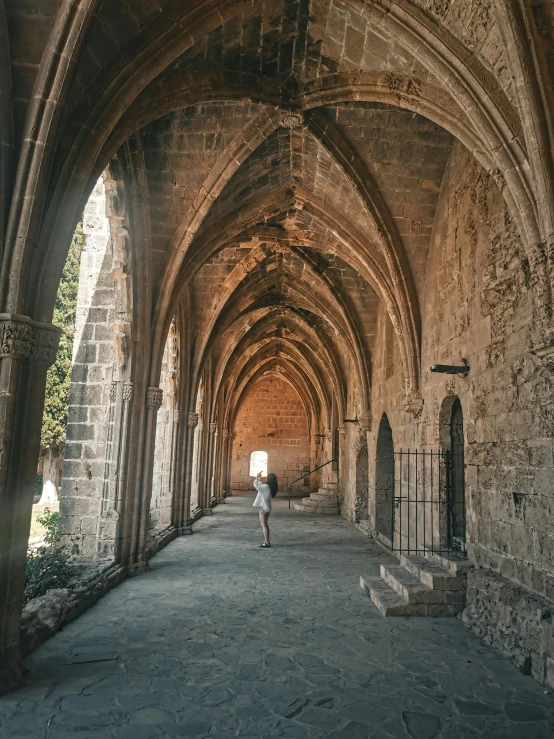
[253,471,278,547]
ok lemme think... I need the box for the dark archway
[375,413,394,545]
[449,398,466,546]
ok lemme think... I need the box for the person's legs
[259,512,270,546]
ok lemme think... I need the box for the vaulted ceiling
[4,0,553,427]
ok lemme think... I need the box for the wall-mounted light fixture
[430,358,469,378]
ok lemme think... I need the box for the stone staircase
[293,480,340,515]
[361,552,471,616]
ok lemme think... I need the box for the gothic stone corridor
[1,497,553,739]
[3,0,554,715]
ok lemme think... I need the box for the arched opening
[249,450,268,477]
[149,319,179,534]
[375,413,394,545]
[438,395,467,553]
[449,398,466,547]
[57,170,133,561]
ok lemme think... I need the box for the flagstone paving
[1,495,553,738]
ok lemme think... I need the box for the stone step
[360,575,426,616]
[380,564,444,605]
[399,554,465,591]
[293,502,339,515]
[426,551,473,577]
[321,482,338,490]
[360,575,464,617]
[309,493,338,504]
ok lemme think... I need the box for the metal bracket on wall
[430,358,469,378]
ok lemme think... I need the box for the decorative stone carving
[403,391,424,418]
[355,433,368,459]
[222,428,229,438]
[114,321,130,373]
[173,410,181,424]
[146,387,163,410]
[359,412,372,432]
[278,109,303,129]
[123,383,134,402]
[0,314,61,366]
[110,382,117,401]
[187,412,199,428]
[209,422,217,434]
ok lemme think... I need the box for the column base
[201,508,214,516]
[127,560,150,576]
[176,526,193,535]
[0,647,27,696]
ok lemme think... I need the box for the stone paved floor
[1,495,554,738]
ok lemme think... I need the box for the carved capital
[222,428,229,438]
[359,412,372,432]
[0,314,62,366]
[123,382,134,402]
[187,412,199,428]
[209,422,217,434]
[146,386,163,410]
[173,410,182,425]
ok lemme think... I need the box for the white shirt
[253,479,272,514]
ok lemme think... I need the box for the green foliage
[24,510,75,605]
[41,222,84,452]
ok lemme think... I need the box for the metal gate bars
[392,449,467,559]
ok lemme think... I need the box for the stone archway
[439,396,466,549]
[375,413,394,546]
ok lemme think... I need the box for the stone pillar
[0,315,61,694]
[221,428,233,495]
[132,386,163,571]
[202,422,217,513]
[185,412,199,524]
[212,426,225,504]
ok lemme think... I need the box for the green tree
[38,223,84,501]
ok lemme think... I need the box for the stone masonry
[2,0,554,701]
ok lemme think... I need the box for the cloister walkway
[1,496,553,738]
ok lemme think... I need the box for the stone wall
[231,375,311,492]
[367,140,554,687]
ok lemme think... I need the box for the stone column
[202,422,218,513]
[221,428,233,495]
[0,315,61,694]
[131,386,163,572]
[212,426,225,504]
[185,412,199,524]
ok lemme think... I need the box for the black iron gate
[392,449,466,558]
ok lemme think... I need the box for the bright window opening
[249,450,268,477]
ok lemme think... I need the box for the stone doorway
[375,413,394,545]
[449,398,466,546]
